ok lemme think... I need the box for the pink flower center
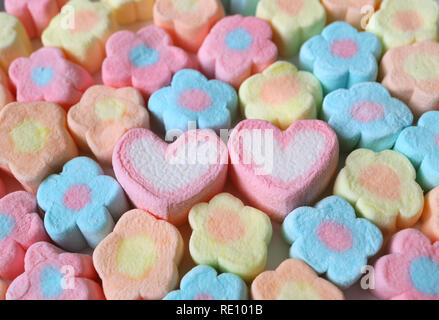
[394,10,423,32]
[260,75,301,105]
[350,101,385,123]
[276,0,303,15]
[63,184,91,211]
[436,135,439,147]
[359,165,401,200]
[71,10,99,33]
[178,89,212,112]
[331,39,359,59]
[317,221,353,252]
[194,293,214,300]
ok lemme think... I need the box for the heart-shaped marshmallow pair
[228,119,339,222]
[113,128,228,225]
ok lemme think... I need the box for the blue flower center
[0,214,14,240]
[410,257,439,296]
[129,45,159,67]
[40,266,64,299]
[225,28,253,51]
[32,67,54,86]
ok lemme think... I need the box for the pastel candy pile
[334,149,424,233]
[6,242,104,300]
[300,21,382,93]
[153,0,225,53]
[93,209,183,300]
[68,85,149,164]
[0,102,78,194]
[421,187,439,242]
[9,47,94,110]
[256,0,326,57]
[394,111,439,191]
[164,265,247,300]
[251,259,345,300]
[198,15,278,89]
[366,0,439,52]
[221,0,259,16]
[102,25,194,98]
[113,128,228,225]
[42,0,118,74]
[373,229,439,300]
[0,12,32,74]
[37,157,129,252]
[189,193,272,281]
[282,196,383,287]
[321,0,379,30]
[102,0,154,25]
[228,119,339,222]
[0,192,48,281]
[149,69,238,133]
[380,40,439,117]
[5,0,69,38]
[323,82,413,152]
[0,69,13,110]
[239,61,322,130]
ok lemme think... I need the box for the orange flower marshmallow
[0,12,32,74]
[0,102,78,194]
[380,40,439,117]
[366,0,439,52]
[0,69,13,110]
[322,0,380,30]
[68,85,149,165]
[334,149,424,233]
[153,0,225,52]
[189,193,272,282]
[102,0,154,25]
[251,259,345,300]
[41,0,118,74]
[93,209,184,300]
[421,187,439,242]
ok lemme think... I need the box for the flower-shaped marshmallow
[394,111,439,191]
[373,229,439,300]
[164,265,247,300]
[149,69,238,133]
[37,157,129,252]
[0,102,78,194]
[198,15,278,89]
[5,0,68,38]
[6,242,104,300]
[251,259,345,300]
[366,0,439,52]
[93,209,184,300]
[380,40,439,117]
[153,0,225,53]
[0,12,32,73]
[334,149,424,233]
[42,0,118,74]
[9,47,94,110]
[256,0,326,57]
[0,69,13,110]
[300,21,382,93]
[101,0,154,25]
[282,196,383,287]
[323,82,413,152]
[221,0,259,16]
[189,193,272,281]
[421,187,439,242]
[68,85,149,164]
[321,0,379,30]
[102,25,194,98]
[0,192,48,280]
[239,61,322,130]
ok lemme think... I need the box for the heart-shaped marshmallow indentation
[228,120,339,221]
[113,128,228,225]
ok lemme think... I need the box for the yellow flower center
[174,0,199,12]
[116,235,157,279]
[278,281,320,300]
[10,119,50,154]
[403,53,439,81]
[95,98,126,120]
